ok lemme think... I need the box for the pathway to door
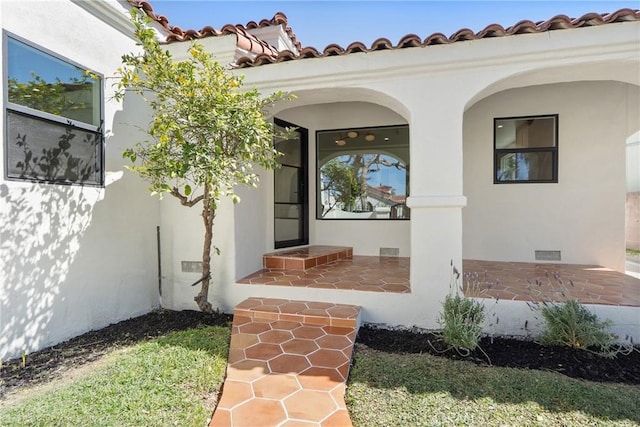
[209,297,361,426]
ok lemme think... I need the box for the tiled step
[209,297,361,427]
[263,245,353,271]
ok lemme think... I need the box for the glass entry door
[274,119,308,249]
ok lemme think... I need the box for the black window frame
[3,32,104,186]
[494,114,558,184]
[316,124,410,221]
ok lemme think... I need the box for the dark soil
[357,324,640,385]
[1,310,638,399]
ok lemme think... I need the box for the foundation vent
[535,250,561,261]
[181,261,203,273]
[380,247,400,257]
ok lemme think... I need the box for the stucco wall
[463,81,639,271]
[627,192,640,251]
[278,102,411,257]
[0,1,159,359]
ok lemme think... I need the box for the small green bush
[438,263,486,352]
[441,293,485,351]
[538,299,615,350]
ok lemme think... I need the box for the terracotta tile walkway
[463,260,640,307]
[209,297,361,427]
[239,255,411,294]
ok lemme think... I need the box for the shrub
[441,293,485,351]
[537,299,615,350]
[438,263,486,353]
[526,273,635,358]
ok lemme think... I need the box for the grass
[0,326,229,427]
[627,248,640,257]
[2,326,639,426]
[346,346,640,426]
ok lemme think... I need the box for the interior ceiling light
[365,133,376,142]
[335,139,346,146]
[347,131,359,139]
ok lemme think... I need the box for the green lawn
[1,327,638,427]
[346,346,640,427]
[0,326,230,427]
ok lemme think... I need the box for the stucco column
[406,100,466,328]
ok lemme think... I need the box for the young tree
[115,9,289,312]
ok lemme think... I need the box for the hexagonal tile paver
[252,374,301,399]
[298,367,344,391]
[259,329,294,344]
[283,390,338,422]
[269,354,311,374]
[321,409,353,427]
[231,398,287,426]
[238,321,271,335]
[244,342,283,361]
[316,334,352,350]
[215,380,254,410]
[293,325,326,340]
[270,320,302,330]
[308,349,349,369]
[226,359,270,382]
[282,338,319,355]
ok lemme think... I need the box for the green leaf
[184,184,191,196]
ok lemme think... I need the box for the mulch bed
[1,309,638,399]
[357,324,640,385]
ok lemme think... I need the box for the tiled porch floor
[238,246,639,306]
[239,255,411,294]
[463,259,640,307]
[209,297,360,427]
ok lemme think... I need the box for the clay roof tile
[323,44,346,56]
[476,23,509,38]
[274,50,297,62]
[344,41,369,53]
[506,19,540,34]
[298,47,323,59]
[422,32,451,46]
[449,28,477,42]
[397,34,422,48]
[370,37,394,51]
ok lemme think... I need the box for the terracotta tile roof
[129,3,639,68]
[236,8,640,68]
[128,1,296,57]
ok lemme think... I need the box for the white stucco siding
[0,1,159,359]
[463,81,639,271]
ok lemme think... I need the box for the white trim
[70,0,137,40]
[406,195,467,208]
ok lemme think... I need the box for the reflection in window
[494,115,558,183]
[317,125,409,220]
[5,35,103,185]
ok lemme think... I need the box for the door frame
[274,118,309,249]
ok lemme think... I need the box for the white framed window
[4,34,103,185]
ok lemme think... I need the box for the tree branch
[170,187,204,207]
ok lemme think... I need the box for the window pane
[275,125,301,167]
[495,116,556,149]
[7,111,102,184]
[7,37,101,127]
[275,166,300,203]
[496,151,554,182]
[317,125,409,219]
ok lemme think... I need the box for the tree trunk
[195,184,215,313]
